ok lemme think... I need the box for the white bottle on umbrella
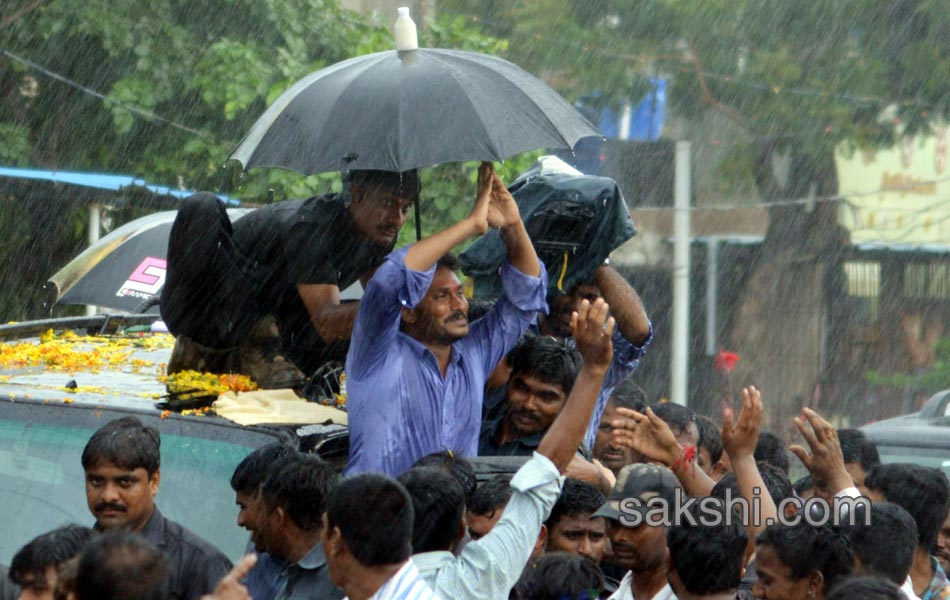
[394,6,418,51]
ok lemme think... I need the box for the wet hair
[74,531,168,600]
[230,443,296,494]
[259,453,337,532]
[399,467,466,553]
[792,474,814,496]
[754,431,790,474]
[837,429,880,473]
[10,525,96,586]
[865,463,950,552]
[711,461,794,504]
[544,478,606,531]
[697,415,723,464]
[507,336,581,396]
[468,475,512,517]
[437,253,460,272]
[326,473,413,566]
[466,298,496,322]
[755,523,854,593]
[346,169,420,198]
[649,402,697,439]
[412,450,477,504]
[608,377,647,412]
[843,501,916,585]
[513,553,604,600]
[667,500,747,595]
[826,576,904,600]
[54,556,80,600]
[81,417,160,475]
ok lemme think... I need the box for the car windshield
[876,444,950,480]
[0,400,283,564]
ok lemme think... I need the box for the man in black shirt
[161,169,418,386]
[81,417,232,600]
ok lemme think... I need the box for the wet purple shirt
[345,245,547,477]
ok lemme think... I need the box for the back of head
[754,431,790,474]
[507,336,581,395]
[793,474,813,496]
[468,475,513,517]
[843,501,916,585]
[75,531,168,600]
[545,478,606,531]
[667,500,747,595]
[10,524,96,587]
[755,523,854,593]
[837,429,880,472]
[649,402,697,439]
[81,416,160,475]
[411,450,477,504]
[327,473,413,566]
[346,169,420,199]
[826,576,904,600]
[513,553,604,600]
[712,461,794,505]
[260,453,337,532]
[399,467,466,553]
[696,415,723,464]
[230,442,296,494]
[865,462,950,551]
[609,377,647,412]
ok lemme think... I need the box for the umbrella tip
[394,7,418,52]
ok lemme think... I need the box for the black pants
[161,193,264,349]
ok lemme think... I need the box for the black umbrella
[48,209,251,314]
[230,48,601,175]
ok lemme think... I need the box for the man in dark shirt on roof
[162,169,418,387]
[81,416,232,600]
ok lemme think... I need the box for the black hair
[544,478,606,531]
[74,531,169,600]
[81,416,160,475]
[466,298,496,322]
[507,336,581,396]
[468,475,513,518]
[696,415,723,464]
[326,473,413,566]
[843,501,917,585]
[837,429,880,473]
[411,450,477,504]
[608,377,647,412]
[754,431,790,474]
[437,253,460,272]
[230,443,296,494]
[513,553,604,600]
[826,576,904,600]
[792,474,814,496]
[711,461,794,504]
[865,463,950,552]
[399,467,466,553]
[755,523,854,593]
[667,500,747,595]
[259,453,337,532]
[649,402,697,439]
[10,525,96,586]
[346,169,420,198]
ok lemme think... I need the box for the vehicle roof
[861,389,950,450]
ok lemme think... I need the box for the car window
[0,401,285,564]
[876,445,950,479]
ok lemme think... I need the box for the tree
[444,0,950,427]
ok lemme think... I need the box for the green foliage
[867,339,950,391]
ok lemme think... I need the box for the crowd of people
[5,163,950,600]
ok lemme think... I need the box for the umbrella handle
[414,195,422,241]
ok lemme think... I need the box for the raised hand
[487,171,521,230]
[611,406,682,467]
[721,386,763,461]
[789,407,852,499]
[571,298,614,372]
[469,161,494,235]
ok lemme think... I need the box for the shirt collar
[295,542,328,570]
[400,333,464,367]
[411,551,454,574]
[137,506,166,548]
[482,415,545,451]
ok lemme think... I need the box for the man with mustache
[163,169,418,388]
[345,162,546,477]
[81,417,231,600]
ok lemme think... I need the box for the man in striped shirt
[322,474,440,600]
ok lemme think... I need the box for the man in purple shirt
[345,162,547,477]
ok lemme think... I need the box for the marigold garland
[159,370,258,401]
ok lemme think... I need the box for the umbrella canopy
[48,209,251,314]
[230,48,601,174]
